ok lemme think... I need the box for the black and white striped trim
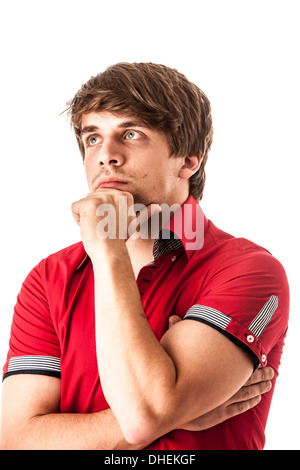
[184,305,232,330]
[153,229,183,260]
[4,355,61,379]
[248,295,278,338]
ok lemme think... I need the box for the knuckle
[241,388,251,399]
[122,191,134,204]
[236,403,246,414]
[260,369,268,381]
[259,366,274,381]
[251,395,262,407]
[259,380,272,394]
[228,402,246,417]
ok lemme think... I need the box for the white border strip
[8,355,61,373]
[184,305,232,330]
[248,295,278,338]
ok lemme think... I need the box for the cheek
[142,171,163,189]
[84,162,94,189]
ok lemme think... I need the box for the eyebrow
[80,120,149,137]
[80,125,99,137]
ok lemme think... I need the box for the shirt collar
[75,195,207,270]
[153,195,207,261]
[152,230,183,260]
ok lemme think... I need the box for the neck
[126,191,189,277]
[126,237,155,278]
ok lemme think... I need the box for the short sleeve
[2,260,61,380]
[183,249,290,369]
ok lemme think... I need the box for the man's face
[80,112,188,206]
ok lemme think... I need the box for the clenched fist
[71,189,161,259]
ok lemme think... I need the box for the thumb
[129,204,161,239]
[138,203,161,223]
[168,315,182,328]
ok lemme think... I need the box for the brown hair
[66,62,213,201]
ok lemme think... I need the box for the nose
[97,138,125,167]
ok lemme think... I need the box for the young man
[1,63,289,450]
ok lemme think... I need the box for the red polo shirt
[3,196,289,449]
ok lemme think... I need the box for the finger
[136,204,161,222]
[71,201,81,226]
[168,315,182,328]
[226,395,262,419]
[244,366,274,386]
[229,379,272,405]
[130,204,161,239]
[149,203,162,216]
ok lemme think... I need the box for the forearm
[93,242,177,444]
[77,194,257,447]
[2,407,145,450]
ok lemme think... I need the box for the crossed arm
[0,190,274,449]
[91,242,263,446]
[0,336,273,450]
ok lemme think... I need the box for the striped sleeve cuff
[184,305,232,331]
[183,297,279,369]
[183,304,260,369]
[3,355,61,380]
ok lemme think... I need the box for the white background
[0,0,299,450]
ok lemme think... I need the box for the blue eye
[89,136,99,145]
[125,131,139,140]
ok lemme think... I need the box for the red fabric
[3,196,289,449]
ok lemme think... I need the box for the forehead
[80,111,150,133]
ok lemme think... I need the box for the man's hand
[71,189,161,259]
[168,315,274,431]
[179,366,273,431]
[71,189,134,258]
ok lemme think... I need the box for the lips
[98,181,128,189]
[96,177,128,190]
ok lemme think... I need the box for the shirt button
[246,334,255,343]
[171,255,177,262]
[261,354,267,363]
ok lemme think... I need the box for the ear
[178,154,202,180]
